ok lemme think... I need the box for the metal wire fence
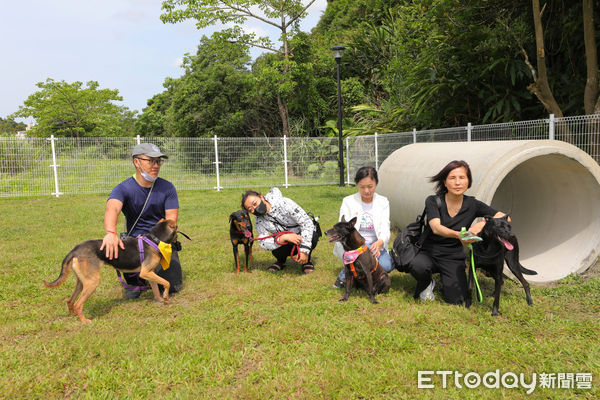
[1,114,599,197]
[345,114,600,181]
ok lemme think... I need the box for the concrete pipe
[377,140,600,284]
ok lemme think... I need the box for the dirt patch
[581,257,600,278]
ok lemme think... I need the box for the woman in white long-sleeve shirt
[333,166,394,288]
[242,187,319,274]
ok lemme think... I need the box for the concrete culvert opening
[377,140,600,284]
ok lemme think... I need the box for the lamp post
[332,45,345,187]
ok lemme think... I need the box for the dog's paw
[339,298,348,302]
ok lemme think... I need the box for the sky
[0,0,328,121]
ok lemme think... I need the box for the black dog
[325,216,391,304]
[466,215,537,316]
[229,210,254,274]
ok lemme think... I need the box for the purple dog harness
[116,236,161,291]
[138,235,160,260]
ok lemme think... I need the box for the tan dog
[44,219,178,323]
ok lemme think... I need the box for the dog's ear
[341,215,346,223]
[348,217,357,228]
[229,213,235,223]
[165,219,177,230]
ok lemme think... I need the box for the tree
[524,0,599,118]
[135,78,178,137]
[524,0,564,119]
[337,0,540,131]
[511,0,600,147]
[165,36,255,137]
[136,36,256,138]
[11,79,135,138]
[160,0,319,136]
[0,117,26,135]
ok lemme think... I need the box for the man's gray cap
[131,143,168,158]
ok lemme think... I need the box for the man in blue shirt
[100,143,183,298]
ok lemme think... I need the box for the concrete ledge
[378,140,600,284]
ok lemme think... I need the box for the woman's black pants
[408,250,468,304]
[272,230,319,266]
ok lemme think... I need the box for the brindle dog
[466,215,536,316]
[229,209,253,274]
[44,219,179,323]
[325,216,391,304]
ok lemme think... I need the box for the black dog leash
[179,231,192,241]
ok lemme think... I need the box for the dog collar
[343,244,369,265]
[146,233,161,245]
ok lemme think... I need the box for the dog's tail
[520,265,537,275]
[43,252,75,288]
[505,235,537,275]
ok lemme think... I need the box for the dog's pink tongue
[244,229,252,238]
[499,237,514,250]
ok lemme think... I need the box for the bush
[0,138,44,175]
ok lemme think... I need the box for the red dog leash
[251,231,301,262]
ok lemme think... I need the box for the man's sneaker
[419,279,435,301]
[333,278,345,289]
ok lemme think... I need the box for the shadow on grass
[85,296,127,320]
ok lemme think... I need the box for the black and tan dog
[44,219,179,323]
[325,216,391,304]
[229,210,253,274]
[466,215,537,316]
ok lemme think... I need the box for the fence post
[345,136,350,185]
[48,135,63,197]
[549,114,555,140]
[467,122,472,142]
[374,132,379,171]
[213,135,222,191]
[412,128,417,143]
[136,134,141,145]
[283,135,289,188]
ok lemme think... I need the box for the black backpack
[391,196,442,272]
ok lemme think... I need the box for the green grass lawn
[0,186,598,399]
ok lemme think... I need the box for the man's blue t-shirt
[109,177,179,237]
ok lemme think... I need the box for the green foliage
[137,36,255,138]
[134,82,177,137]
[298,138,339,177]
[160,0,323,136]
[11,79,136,138]
[0,117,26,135]
[0,139,42,175]
[143,1,600,137]
[343,0,540,130]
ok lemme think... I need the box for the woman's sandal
[302,263,315,274]
[267,263,285,272]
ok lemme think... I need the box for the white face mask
[136,159,157,183]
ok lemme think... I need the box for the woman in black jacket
[408,160,509,304]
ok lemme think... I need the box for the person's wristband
[106,230,116,235]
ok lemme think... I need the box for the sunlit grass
[0,186,598,399]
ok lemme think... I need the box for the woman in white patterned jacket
[242,187,319,274]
